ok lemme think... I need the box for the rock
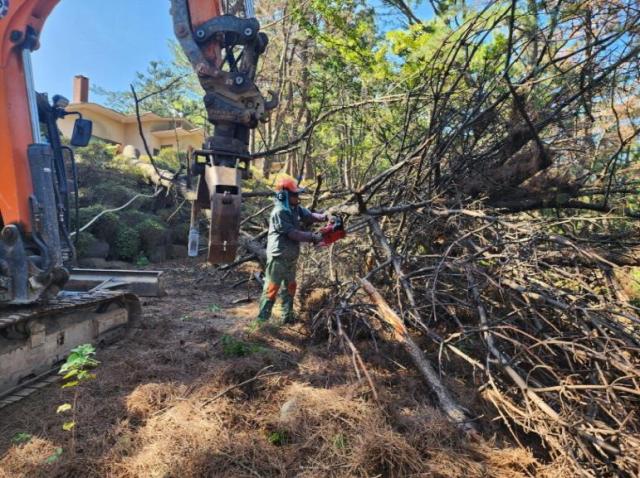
[77,257,110,269]
[84,239,110,259]
[170,244,189,259]
[279,398,300,422]
[122,145,140,159]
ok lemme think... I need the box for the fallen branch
[240,233,267,266]
[359,278,476,434]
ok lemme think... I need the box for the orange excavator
[0,0,275,405]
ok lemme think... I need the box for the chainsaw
[317,215,346,247]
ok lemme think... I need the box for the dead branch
[359,278,477,434]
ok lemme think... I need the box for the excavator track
[0,291,141,409]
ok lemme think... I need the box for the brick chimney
[73,75,89,103]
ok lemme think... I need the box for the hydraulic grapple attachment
[171,0,278,264]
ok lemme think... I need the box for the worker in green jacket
[256,176,328,325]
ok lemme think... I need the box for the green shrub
[74,231,97,258]
[74,205,120,242]
[92,212,120,240]
[221,335,264,358]
[135,218,167,255]
[113,226,141,261]
[75,204,105,231]
[171,222,191,245]
[120,210,151,227]
[74,142,118,165]
[111,155,147,177]
[90,183,138,207]
[154,148,186,171]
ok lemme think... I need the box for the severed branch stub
[359,278,477,435]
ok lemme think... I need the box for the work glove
[312,232,323,244]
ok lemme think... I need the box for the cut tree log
[359,278,477,434]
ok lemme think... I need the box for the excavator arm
[0,0,275,305]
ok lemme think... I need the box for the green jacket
[266,201,315,261]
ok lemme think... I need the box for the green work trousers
[257,256,298,323]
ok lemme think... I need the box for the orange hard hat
[274,176,301,194]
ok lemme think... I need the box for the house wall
[59,107,205,155]
[58,110,125,145]
[152,132,205,151]
[181,133,205,150]
[122,123,161,154]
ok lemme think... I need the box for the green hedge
[113,226,141,261]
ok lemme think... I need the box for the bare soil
[0,260,559,477]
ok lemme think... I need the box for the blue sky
[33,1,433,102]
[33,0,176,101]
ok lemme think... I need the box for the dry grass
[125,382,188,419]
[0,349,562,478]
[0,438,60,478]
[0,262,568,477]
[102,376,549,478]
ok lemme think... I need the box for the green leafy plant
[11,432,32,445]
[267,430,288,446]
[333,433,348,450]
[208,303,221,313]
[45,447,64,465]
[136,255,150,267]
[221,335,264,358]
[57,344,99,454]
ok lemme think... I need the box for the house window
[160,144,173,150]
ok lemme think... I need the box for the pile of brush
[292,200,640,477]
